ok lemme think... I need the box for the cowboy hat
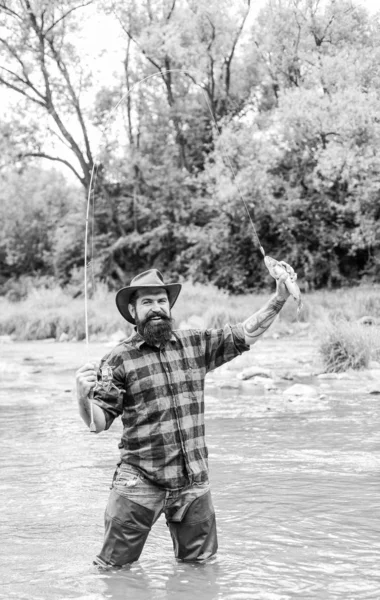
[115,269,182,324]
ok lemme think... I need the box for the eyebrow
[139,294,168,302]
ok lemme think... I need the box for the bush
[319,321,380,372]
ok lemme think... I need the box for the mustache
[147,311,170,321]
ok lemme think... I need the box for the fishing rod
[84,68,266,341]
[84,68,270,429]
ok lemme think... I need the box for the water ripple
[0,346,379,599]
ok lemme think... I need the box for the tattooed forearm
[243,296,286,344]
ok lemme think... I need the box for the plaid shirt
[93,324,249,490]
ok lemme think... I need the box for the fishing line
[199,91,265,258]
[84,68,266,375]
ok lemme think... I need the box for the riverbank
[1,281,380,342]
[2,336,380,418]
[1,282,380,374]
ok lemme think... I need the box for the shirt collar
[131,330,177,350]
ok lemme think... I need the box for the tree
[0,0,95,189]
[0,165,81,280]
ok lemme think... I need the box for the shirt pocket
[180,357,204,394]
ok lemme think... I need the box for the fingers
[76,363,97,380]
[275,275,290,300]
[279,261,297,281]
[77,362,97,373]
[76,362,98,399]
[277,271,289,284]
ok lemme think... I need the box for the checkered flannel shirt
[93,324,250,490]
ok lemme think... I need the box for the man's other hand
[76,362,97,400]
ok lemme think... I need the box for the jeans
[95,463,218,567]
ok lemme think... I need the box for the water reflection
[0,342,379,599]
[99,561,221,600]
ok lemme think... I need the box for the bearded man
[76,266,295,568]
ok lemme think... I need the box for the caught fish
[264,256,302,315]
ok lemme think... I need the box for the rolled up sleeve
[203,323,250,373]
[92,352,125,430]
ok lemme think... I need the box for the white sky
[3,0,378,183]
[250,0,379,14]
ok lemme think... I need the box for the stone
[253,375,275,385]
[357,315,379,326]
[283,383,319,398]
[293,371,314,379]
[368,385,380,394]
[282,372,295,381]
[59,332,69,342]
[264,379,278,391]
[237,366,272,380]
[218,380,240,390]
[317,373,339,380]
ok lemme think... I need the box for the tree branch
[0,38,47,101]
[45,1,94,34]
[0,2,22,20]
[46,36,93,166]
[0,70,46,106]
[113,9,164,72]
[166,0,176,21]
[23,152,84,184]
[23,0,91,186]
[224,0,251,96]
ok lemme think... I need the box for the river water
[0,340,379,600]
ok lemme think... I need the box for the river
[0,339,379,599]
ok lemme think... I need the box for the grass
[319,321,380,372]
[0,283,130,341]
[1,280,380,372]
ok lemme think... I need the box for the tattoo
[244,296,286,342]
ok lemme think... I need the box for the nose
[150,301,167,313]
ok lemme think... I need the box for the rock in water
[368,385,380,395]
[238,366,272,380]
[283,384,318,398]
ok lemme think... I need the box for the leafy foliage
[0,0,379,293]
[319,321,380,372]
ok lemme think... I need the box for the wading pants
[94,463,218,568]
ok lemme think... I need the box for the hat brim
[115,283,182,324]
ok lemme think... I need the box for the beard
[135,310,174,346]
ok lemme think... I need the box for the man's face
[129,288,173,346]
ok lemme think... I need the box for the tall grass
[1,278,380,375]
[0,283,132,341]
[0,281,268,341]
[319,321,380,372]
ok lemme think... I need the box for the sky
[250,0,379,14]
[3,0,378,183]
